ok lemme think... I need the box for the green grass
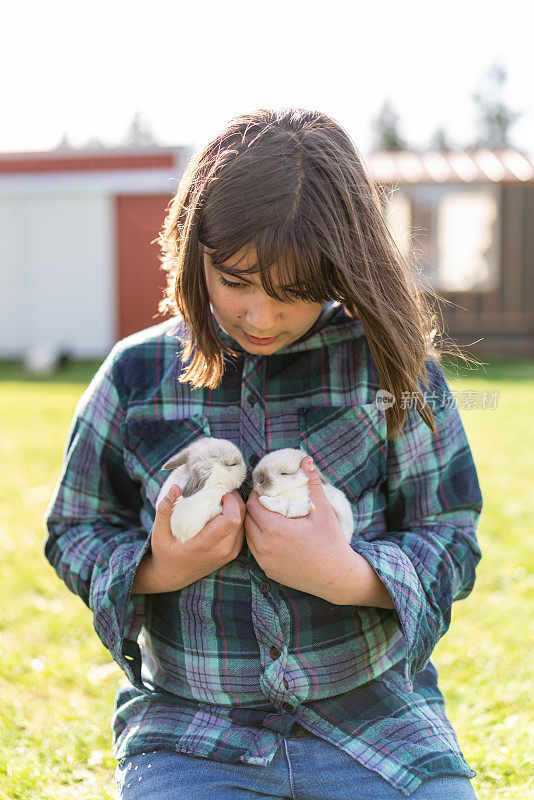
[0,357,533,799]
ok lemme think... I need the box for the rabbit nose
[255,474,270,491]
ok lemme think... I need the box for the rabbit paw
[259,494,287,515]
[285,498,310,518]
[258,494,310,518]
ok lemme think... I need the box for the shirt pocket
[298,403,387,535]
[122,414,211,511]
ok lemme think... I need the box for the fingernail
[305,457,314,471]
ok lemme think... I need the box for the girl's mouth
[243,332,279,345]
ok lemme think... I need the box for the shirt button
[270,646,281,660]
[259,580,271,594]
[247,393,258,406]
[282,702,294,713]
[249,454,260,468]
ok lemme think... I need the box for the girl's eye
[218,275,308,302]
[218,276,245,290]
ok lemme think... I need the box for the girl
[44,108,483,799]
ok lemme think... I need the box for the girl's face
[202,245,325,355]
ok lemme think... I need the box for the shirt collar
[211,300,347,356]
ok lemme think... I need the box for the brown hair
[157,107,456,440]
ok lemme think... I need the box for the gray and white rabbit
[251,448,354,542]
[157,437,247,543]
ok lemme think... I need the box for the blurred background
[1,1,532,798]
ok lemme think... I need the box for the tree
[469,60,523,150]
[429,126,453,152]
[122,111,159,148]
[55,132,73,150]
[370,99,410,151]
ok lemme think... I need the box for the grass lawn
[0,357,533,799]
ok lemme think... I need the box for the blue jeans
[115,735,477,799]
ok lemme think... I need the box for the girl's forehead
[204,243,260,270]
[219,244,257,270]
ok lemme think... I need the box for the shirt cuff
[89,533,152,692]
[350,540,433,692]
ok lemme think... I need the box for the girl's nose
[245,296,280,334]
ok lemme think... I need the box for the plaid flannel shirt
[44,301,483,796]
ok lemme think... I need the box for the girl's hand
[244,456,356,602]
[132,485,246,594]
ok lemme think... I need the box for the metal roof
[0,144,191,175]
[364,148,534,184]
[0,144,193,195]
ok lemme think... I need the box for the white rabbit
[157,437,247,543]
[251,448,354,542]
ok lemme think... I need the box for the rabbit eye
[225,460,239,467]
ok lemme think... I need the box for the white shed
[0,145,191,358]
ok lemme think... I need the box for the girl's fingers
[157,484,181,514]
[221,491,243,526]
[244,510,262,541]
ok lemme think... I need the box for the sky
[2,0,533,158]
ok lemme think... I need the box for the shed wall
[0,193,114,357]
[442,184,534,355]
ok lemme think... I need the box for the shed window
[384,185,500,293]
[437,190,499,291]
[384,190,411,261]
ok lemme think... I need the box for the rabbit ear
[162,450,189,470]
[181,466,208,498]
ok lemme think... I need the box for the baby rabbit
[251,448,354,542]
[157,437,247,543]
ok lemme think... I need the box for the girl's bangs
[207,224,332,305]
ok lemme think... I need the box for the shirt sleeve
[43,348,151,692]
[350,359,483,692]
